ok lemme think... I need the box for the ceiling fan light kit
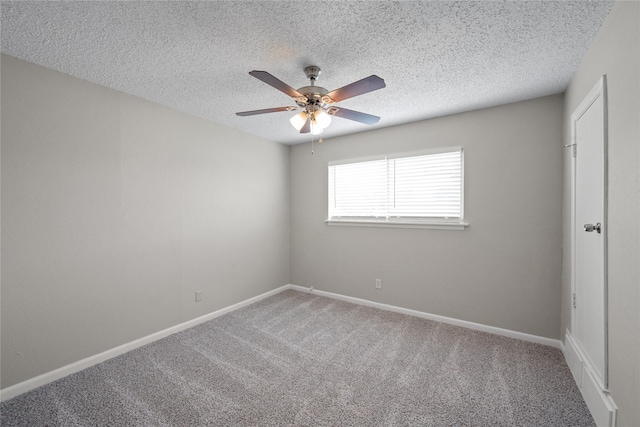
[314,109,331,128]
[236,65,385,136]
[290,107,331,134]
[289,111,308,130]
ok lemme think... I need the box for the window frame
[326,147,468,230]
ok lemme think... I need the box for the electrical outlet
[195,291,202,302]
[375,279,382,290]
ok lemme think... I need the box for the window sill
[325,219,469,230]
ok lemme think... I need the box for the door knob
[584,223,602,233]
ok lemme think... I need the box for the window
[327,148,466,229]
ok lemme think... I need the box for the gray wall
[1,55,290,389]
[4,5,637,416]
[291,95,564,339]
[561,2,640,425]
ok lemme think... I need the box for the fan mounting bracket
[304,65,321,82]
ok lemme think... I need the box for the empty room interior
[1,1,638,426]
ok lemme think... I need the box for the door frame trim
[569,74,609,391]
[565,329,617,427]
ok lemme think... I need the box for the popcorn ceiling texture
[0,290,594,426]
[1,1,613,144]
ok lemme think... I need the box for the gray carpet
[1,289,594,426]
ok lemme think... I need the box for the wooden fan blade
[330,107,380,125]
[236,106,296,116]
[325,75,385,102]
[249,70,304,98]
[300,116,311,133]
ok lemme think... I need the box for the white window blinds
[328,148,463,222]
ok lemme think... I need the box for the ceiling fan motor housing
[296,86,329,108]
[296,66,332,109]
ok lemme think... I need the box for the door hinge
[572,293,577,308]
[564,143,577,157]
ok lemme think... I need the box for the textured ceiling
[1,1,614,145]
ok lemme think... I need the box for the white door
[571,76,608,390]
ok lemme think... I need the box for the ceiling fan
[236,66,385,135]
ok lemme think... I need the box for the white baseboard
[288,284,563,349]
[1,283,567,402]
[564,330,617,427]
[0,285,290,402]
